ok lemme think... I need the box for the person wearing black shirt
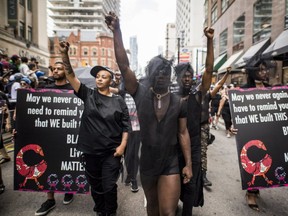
[105,12,192,216]
[59,41,130,216]
[174,26,214,216]
[35,62,74,216]
[241,61,271,212]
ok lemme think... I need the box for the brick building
[49,30,118,71]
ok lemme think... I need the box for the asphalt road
[0,122,288,216]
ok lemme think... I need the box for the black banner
[229,86,288,190]
[14,89,89,194]
[7,0,18,26]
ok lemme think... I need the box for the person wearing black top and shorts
[105,12,192,216]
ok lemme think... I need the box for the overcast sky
[120,0,176,68]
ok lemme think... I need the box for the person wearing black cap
[105,12,192,216]
[59,41,130,216]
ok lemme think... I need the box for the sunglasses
[20,82,27,86]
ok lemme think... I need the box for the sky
[120,0,177,69]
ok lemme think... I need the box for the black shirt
[45,83,73,90]
[75,84,130,155]
[133,84,187,175]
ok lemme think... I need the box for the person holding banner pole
[35,62,74,216]
[241,61,271,212]
[59,41,130,216]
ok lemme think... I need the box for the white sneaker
[226,133,231,138]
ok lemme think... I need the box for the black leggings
[124,131,141,181]
[222,110,232,130]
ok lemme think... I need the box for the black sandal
[245,191,259,211]
[0,184,5,194]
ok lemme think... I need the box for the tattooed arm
[59,41,81,92]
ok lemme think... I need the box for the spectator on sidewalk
[217,82,234,138]
[9,55,21,74]
[0,96,11,164]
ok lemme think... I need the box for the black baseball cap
[90,66,114,79]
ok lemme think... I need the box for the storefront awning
[235,38,270,68]
[213,53,227,71]
[262,29,288,61]
[200,53,227,74]
[217,50,244,74]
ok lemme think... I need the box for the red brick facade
[49,30,118,71]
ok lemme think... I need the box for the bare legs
[141,174,180,216]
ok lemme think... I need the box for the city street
[0,122,288,216]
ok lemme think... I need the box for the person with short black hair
[34,62,75,216]
[9,55,20,74]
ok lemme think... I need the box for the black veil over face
[145,55,173,89]
[175,62,194,82]
[246,61,270,86]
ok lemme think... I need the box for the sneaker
[202,170,212,187]
[0,184,5,195]
[63,193,74,205]
[0,157,11,164]
[226,133,231,138]
[124,176,131,186]
[130,180,139,193]
[35,199,56,216]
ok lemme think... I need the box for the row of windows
[19,22,33,41]
[219,0,273,54]
[68,58,113,68]
[19,0,32,11]
[68,47,113,57]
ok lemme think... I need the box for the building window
[219,29,228,54]
[19,0,25,6]
[285,0,288,29]
[28,26,32,41]
[211,5,218,24]
[73,48,77,55]
[108,59,112,68]
[107,49,111,57]
[101,48,105,57]
[233,14,245,52]
[221,0,229,13]
[83,48,88,56]
[92,48,97,56]
[20,22,25,39]
[27,0,32,11]
[253,0,272,43]
[101,59,105,65]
